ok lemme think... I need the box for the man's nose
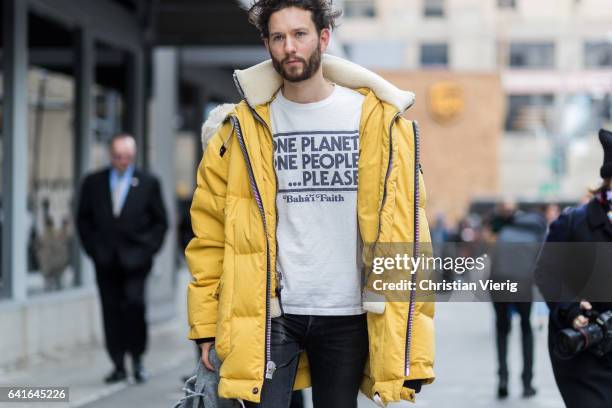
[284,36,296,53]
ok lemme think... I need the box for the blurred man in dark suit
[77,133,168,384]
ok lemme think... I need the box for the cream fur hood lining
[201,54,415,149]
[201,103,236,148]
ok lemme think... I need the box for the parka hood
[201,55,415,149]
[234,54,415,113]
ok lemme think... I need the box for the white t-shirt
[270,85,365,315]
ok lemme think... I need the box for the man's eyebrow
[269,26,311,36]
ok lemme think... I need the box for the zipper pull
[265,361,276,379]
[418,163,423,175]
[219,120,236,157]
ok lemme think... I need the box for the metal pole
[126,50,146,168]
[73,28,94,287]
[2,0,29,301]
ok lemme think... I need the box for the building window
[497,0,516,8]
[505,94,555,132]
[424,0,445,17]
[26,13,80,295]
[344,0,376,18]
[584,41,612,68]
[420,43,448,67]
[346,41,406,69]
[509,43,555,69]
[26,67,79,295]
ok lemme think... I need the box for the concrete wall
[0,289,102,368]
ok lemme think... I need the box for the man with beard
[186,1,435,407]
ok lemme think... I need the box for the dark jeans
[493,302,534,387]
[96,260,150,370]
[245,314,369,408]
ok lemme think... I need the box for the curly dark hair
[246,0,341,38]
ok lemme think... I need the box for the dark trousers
[245,314,369,408]
[493,302,534,386]
[96,260,149,370]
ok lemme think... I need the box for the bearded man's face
[266,7,327,82]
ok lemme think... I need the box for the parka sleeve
[186,121,233,340]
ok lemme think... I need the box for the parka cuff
[194,337,215,345]
[188,323,217,341]
[403,380,422,393]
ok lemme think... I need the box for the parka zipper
[245,105,285,314]
[228,115,276,380]
[232,73,281,381]
[232,74,285,294]
[404,120,421,377]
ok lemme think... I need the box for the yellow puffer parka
[186,55,434,405]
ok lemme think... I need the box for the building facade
[0,0,179,368]
[339,0,612,206]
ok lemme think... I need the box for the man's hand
[199,341,215,371]
[572,300,592,330]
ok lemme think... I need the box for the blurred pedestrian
[490,203,547,399]
[186,1,434,406]
[543,203,560,226]
[535,129,612,408]
[76,133,168,384]
[430,212,450,245]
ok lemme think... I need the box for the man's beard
[271,46,322,83]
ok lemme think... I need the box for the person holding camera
[535,129,612,408]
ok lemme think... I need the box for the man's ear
[263,37,270,53]
[319,28,331,52]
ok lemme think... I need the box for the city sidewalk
[0,315,195,408]
[0,270,196,408]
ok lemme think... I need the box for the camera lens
[557,329,585,358]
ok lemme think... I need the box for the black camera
[555,310,612,359]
